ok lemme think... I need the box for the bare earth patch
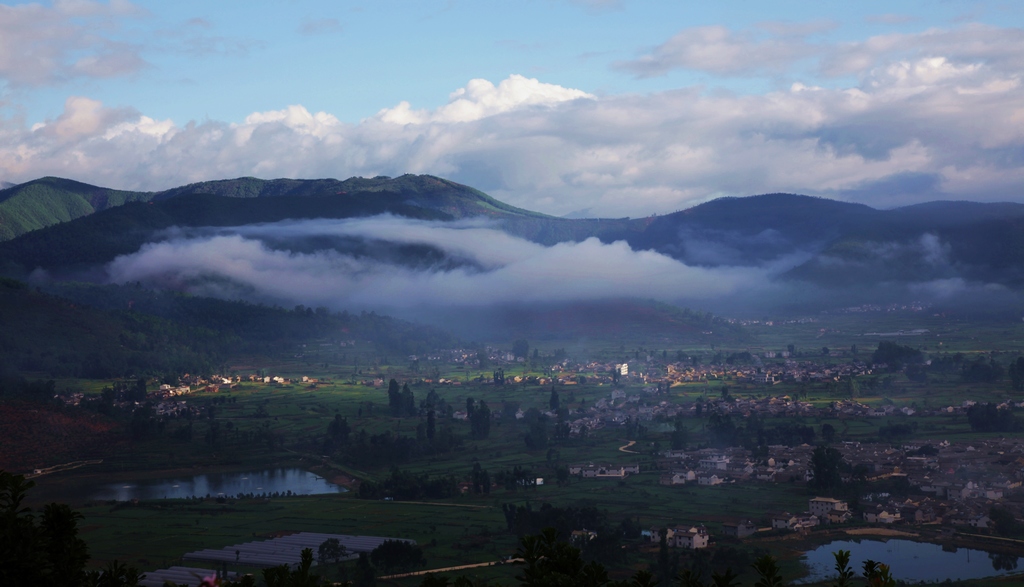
[844,527,918,537]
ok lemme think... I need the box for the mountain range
[2,174,1024,300]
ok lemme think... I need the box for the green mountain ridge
[155,174,551,220]
[0,174,558,242]
[0,175,642,274]
[4,174,1024,292]
[0,177,153,241]
[0,191,455,272]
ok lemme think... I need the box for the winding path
[618,440,638,453]
[25,459,103,479]
[379,559,522,580]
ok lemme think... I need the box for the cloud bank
[105,216,768,310]
[3,24,1024,217]
[0,0,145,87]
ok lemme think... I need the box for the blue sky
[3,0,1024,216]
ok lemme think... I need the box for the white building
[673,526,709,549]
[699,456,729,470]
[698,474,725,486]
[809,497,849,518]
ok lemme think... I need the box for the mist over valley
[5,3,1024,584]
[3,175,1023,335]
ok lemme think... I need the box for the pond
[799,539,1022,584]
[92,468,346,501]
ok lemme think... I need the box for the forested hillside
[0,177,152,240]
[0,174,564,244]
[0,278,457,381]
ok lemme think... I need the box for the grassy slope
[0,177,153,240]
[0,174,554,243]
[145,174,644,244]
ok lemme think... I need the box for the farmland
[8,307,1024,586]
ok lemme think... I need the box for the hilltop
[0,177,152,240]
[0,175,640,274]
[0,174,636,244]
[2,175,1024,297]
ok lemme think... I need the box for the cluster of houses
[639,494,912,552]
[157,384,193,397]
[771,498,853,531]
[568,463,641,479]
[553,390,822,441]
[647,525,710,549]
[172,373,327,388]
[832,302,930,314]
[640,492,957,553]
[544,382,1024,444]
[405,344,887,391]
[660,359,875,387]
[653,439,1024,532]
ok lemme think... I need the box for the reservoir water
[800,539,1021,584]
[92,468,345,501]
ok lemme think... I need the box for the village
[567,435,1024,551]
[47,339,1024,551]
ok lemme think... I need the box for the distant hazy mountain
[627,194,881,266]
[2,175,1024,294]
[625,193,1024,291]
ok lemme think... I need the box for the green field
[9,309,1024,586]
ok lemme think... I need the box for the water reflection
[990,552,1019,572]
[800,539,1023,583]
[92,468,345,501]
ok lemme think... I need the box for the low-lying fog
[100,215,1021,332]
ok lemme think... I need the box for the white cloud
[376,75,594,124]
[48,96,125,139]
[616,22,1024,83]
[0,0,146,87]
[615,25,817,78]
[241,105,342,138]
[106,216,766,309]
[3,22,1024,217]
[821,24,1024,77]
[103,115,176,140]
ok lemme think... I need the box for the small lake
[800,539,1021,584]
[92,468,346,501]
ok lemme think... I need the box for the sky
[3,0,1024,217]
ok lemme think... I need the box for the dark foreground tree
[420,528,907,587]
[263,548,320,587]
[515,528,613,587]
[0,470,143,587]
[370,539,424,573]
[809,445,844,494]
[318,537,348,565]
[1010,356,1024,391]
